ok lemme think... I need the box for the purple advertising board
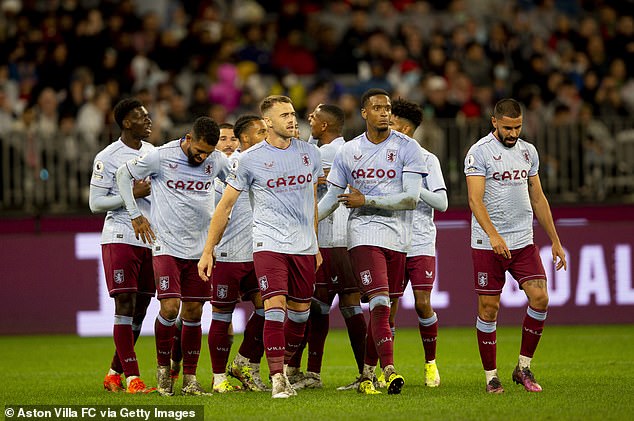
[1,210,632,335]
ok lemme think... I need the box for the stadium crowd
[1,0,633,213]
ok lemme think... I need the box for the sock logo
[376,336,393,346]
[523,327,542,336]
[481,340,497,345]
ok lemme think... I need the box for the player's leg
[382,248,407,395]
[208,304,240,393]
[293,287,331,390]
[253,251,293,398]
[477,294,503,393]
[473,248,505,393]
[178,259,213,396]
[229,288,269,391]
[511,245,549,392]
[169,316,182,383]
[336,290,367,391]
[153,255,182,396]
[282,254,318,394]
[408,255,440,387]
[102,244,154,394]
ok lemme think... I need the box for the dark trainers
[512,366,542,392]
[486,377,504,394]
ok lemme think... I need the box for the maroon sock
[171,318,182,364]
[419,320,438,362]
[520,307,547,358]
[307,312,329,373]
[476,317,497,371]
[287,316,309,369]
[113,316,139,377]
[111,326,141,373]
[181,319,202,376]
[208,317,232,375]
[284,312,308,365]
[155,315,176,367]
[263,308,286,375]
[369,305,393,368]
[239,311,265,363]
[342,309,367,374]
[363,316,379,367]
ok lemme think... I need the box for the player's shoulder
[95,139,125,160]
[468,133,496,153]
[517,138,538,154]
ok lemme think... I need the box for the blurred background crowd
[1,0,633,215]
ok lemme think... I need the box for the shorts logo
[386,149,397,163]
[477,272,488,287]
[360,270,372,286]
[425,270,433,279]
[217,285,228,299]
[159,276,169,291]
[331,276,338,284]
[259,275,269,291]
[113,269,124,284]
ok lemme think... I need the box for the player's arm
[89,179,151,213]
[314,183,323,272]
[115,164,155,244]
[317,183,345,221]
[528,174,567,271]
[340,172,422,210]
[419,188,448,212]
[466,175,510,259]
[198,185,241,281]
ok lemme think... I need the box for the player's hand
[131,215,155,244]
[198,250,216,282]
[552,242,567,271]
[317,175,328,185]
[132,179,151,198]
[489,233,511,259]
[338,185,365,208]
[315,250,323,273]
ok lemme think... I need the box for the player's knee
[160,300,180,320]
[369,294,390,311]
[415,301,433,319]
[311,298,331,315]
[530,293,549,311]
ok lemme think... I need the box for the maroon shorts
[316,247,359,296]
[405,255,436,291]
[252,251,316,303]
[153,255,212,302]
[211,261,259,306]
[348,245,406,299]
[102,243,155,297]
[472,244,546,295]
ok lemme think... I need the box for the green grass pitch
[2,325,633,420]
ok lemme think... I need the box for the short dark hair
[391,98,423,129]
[318,104,345,133]
[219,123,234,130]
[494,98,522,119]
[234,114,263,140]
[260,95,292,115]
[360,88,390,108]
[192,116,220,146]
[113,98,143,129]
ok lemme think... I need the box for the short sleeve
[326,148,348,189]
[126,148,160,180]
[464,145,486,177]
[402,140,428,175]
[425,154,447,192]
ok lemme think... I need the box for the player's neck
[365,127,390,144]
[120,134,142,150]
[267,135,292,150]
[318,133,338,146]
